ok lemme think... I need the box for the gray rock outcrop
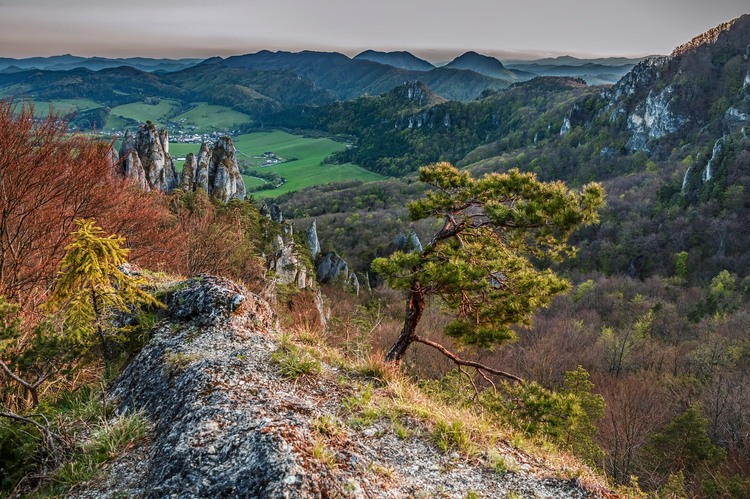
[79,274,596,498]
[625,84,687,152]
[315,251,359,295]
[268,234,313,290]
[117,122,179,192]
[393,229,423,254]
[307,221,321,260]
[209,137,245,203]
[316,251,349,284]
[260,204,283,223]
[195,142,211,193]
[117,130,149,191]
[179,153,197,191]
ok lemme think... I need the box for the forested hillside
[267,15,750,497]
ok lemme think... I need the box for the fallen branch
[0,359,47,406]
[0,411,65,461]
[412,335,523,383]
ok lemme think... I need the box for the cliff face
[73,275,596,498]
[598,14,750,153]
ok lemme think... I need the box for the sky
[0,0,748,62]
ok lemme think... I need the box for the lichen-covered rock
[109,276,338,498]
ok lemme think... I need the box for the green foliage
[0,384,148,495]
[560,366,605,463]
[431,419,475,455]
[673,251,689,281]
[480,368,603,462]
[645,405,724,476]
[43,412,148,496]
[660,471,687,499]
[0,295,21,355]
[572,279,595,302]
[46,219,163,361]
[691,270,742,320]
[0,417,39,490]
[271,344,321,379]
[373,163,604,356]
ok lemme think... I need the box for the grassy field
[110,99,180,124]
[232,131,384,197]
[172,103,253,131]
[168,131,384,197]
[27,99,101,117]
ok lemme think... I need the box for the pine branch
[412,335,523,383]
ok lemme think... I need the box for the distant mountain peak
[354,50,435,71]
[447,51,505,70]
[443,51,520,80]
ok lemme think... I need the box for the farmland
[170,130,385,197]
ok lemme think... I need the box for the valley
[1,12,750,499]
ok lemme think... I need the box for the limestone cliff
[596,14,750,153]
[209,137,246,203]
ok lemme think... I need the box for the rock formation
[180,137,246,203]
[268,233,314,290]
[315,250,360,295]
[393,229,423,254]
[209,137,246,203]
[115,123,246,203]
[260,203,283,223]
[82,274,594,498]
[117,122,179,192]
[306,221,321,259]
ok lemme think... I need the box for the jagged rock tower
[181,137,246,203]
[116,123,246,203]
[117,122,179,192]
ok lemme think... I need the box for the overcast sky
[0,0,747,61]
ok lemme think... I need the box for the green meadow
[26,99,101,117]
[169,130,384,197]
[109,99,180,124]
[172,103,253,131]
[233,131,384,197]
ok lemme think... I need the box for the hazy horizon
[0,1,747,61]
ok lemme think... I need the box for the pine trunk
[385,286,425,363]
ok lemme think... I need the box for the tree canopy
[47,219,163,361]
[372,162,604,378]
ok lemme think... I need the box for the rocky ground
[68,275,606,498]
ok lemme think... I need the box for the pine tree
[47,219,163,362]
[372,162,604,380]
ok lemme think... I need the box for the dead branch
[413,335,523,383]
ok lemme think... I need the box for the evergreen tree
[47,219,163,362]
[372,162,604,379]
